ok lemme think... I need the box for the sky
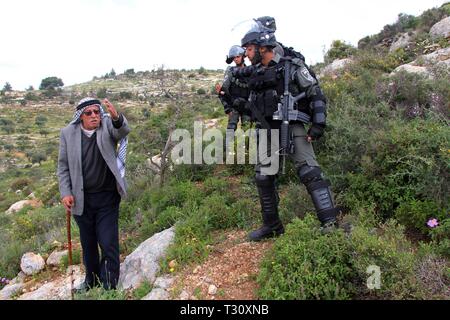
[0,0,447,90]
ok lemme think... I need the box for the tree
[39,77,64,90]
[324,40,357,64]
[109,68,116,77]
[35,115,48,126]
[26,85,34,91]
[30,151,47,165]
[2,82,12,92]
[124,68,135,77]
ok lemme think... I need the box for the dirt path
[168,230,274,300]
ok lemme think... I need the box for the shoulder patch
[300,66,314,83]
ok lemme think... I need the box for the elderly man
[57,97,130,291]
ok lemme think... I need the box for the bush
[196,88,206,95]
[119,91,133,100]
[39,77,63,90]
[124,69,135,77]
[35,115,48,126]
[325,40,357,64]
[96,87,107,99]
[430,218,450,258]
[258,215,353,300]
[11,178,32,191]
[340,117,449,219]
[350,220,423,299]
[30,152,47,165]
[395,199,448,236]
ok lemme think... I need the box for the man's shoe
[248,222,285,242]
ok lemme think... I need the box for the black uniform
[237,52,339,241]
[219,66,252,131]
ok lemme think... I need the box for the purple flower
[427,218,439,228]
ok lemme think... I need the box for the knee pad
[297,164,323,185]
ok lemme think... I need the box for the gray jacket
[57,115,130,216]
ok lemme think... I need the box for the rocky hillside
[0,4,449,301]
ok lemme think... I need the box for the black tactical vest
[229,76,249,101]
[248,62,312,119]
[248,64,285,118]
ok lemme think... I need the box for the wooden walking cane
[66,208,74,300]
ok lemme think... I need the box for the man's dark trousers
[74,190,121,290]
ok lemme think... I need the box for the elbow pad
[311,100,327,126]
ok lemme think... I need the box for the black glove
[232,98,247,110]
[307,124,325,141]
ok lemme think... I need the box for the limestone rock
[118,227,175,290]
[319,58,353,78]
[6,199,43,214]
[46,250,68,267]
[208,284,217,295]
[389,32,414,52]
[430,16,450,39]
[142,288,170,300]
[392,64,431,78]
[20,253,45,276]
[17,266,84,300]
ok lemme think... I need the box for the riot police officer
[237,26,339,241]
[217,45,252,132]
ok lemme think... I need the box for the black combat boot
[298,165,339,234]
[249,174,285,242]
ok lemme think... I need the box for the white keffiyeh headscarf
[72,97,128,178]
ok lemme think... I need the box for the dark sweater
[81,131,116,193]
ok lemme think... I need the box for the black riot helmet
[226,45,245,64]
[258,31,277,48]
[240,19,272,47]
[241,30,260,48]
[255,16,277,32]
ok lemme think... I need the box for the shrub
[30,152,47,164]
[2,82,12,92]
[430,218,450,258]
[124,69,135,77]
[11,177,32,191]
[325,40,357,64]
[96,87,107,99]
[39,77,63,90]
[258,215,353,300]
[119,91,133,100]
[35,115,48,126]
[340,117,449,219]
[395,199,448,236]
[196,88,206,95]
[198,67,207,75]
[349,220,423,299]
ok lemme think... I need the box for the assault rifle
[272,57,310,174]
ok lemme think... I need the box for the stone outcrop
[319,58,353,78]
[118,227,175,290]
[430,16,450,39]
[389,32,414,52]
[5,199,43,214]
[46,250,68,267]
[20,253,45,276]
[141,275,174,300]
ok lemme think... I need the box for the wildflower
[427,218,439,228]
